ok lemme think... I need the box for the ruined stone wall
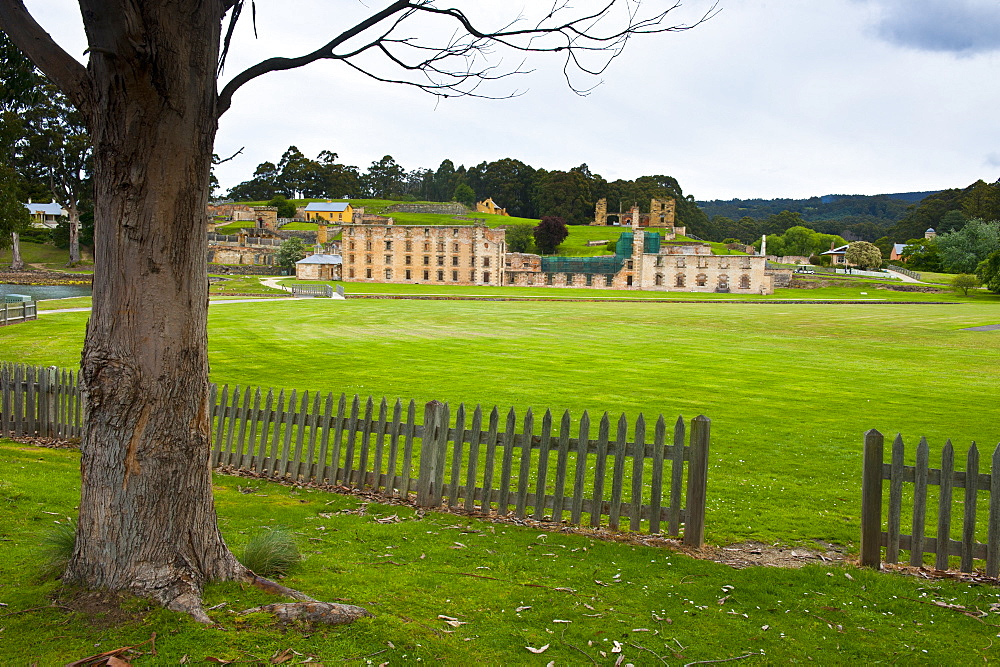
[341,223,506,286]
[386,203,467,215]
[296,263,341,281]
[593,198,608,225]
[207,245,278,266]
[636,250,772,294]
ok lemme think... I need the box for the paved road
[884,267,925,284]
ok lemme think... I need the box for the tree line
[223,148,714,233]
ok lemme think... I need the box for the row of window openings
[348,240,488,253]
[348,268,491,282]
[655,257,752,269]
[345,228,469,239]
[349,254,491,267]
[653,273,752,288]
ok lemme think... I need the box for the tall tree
[534,215,569,254]
[22,83,92,264]
[0,0,706,622]
[364,154,405,198]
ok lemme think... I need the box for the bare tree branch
[0,0,93,115]
[217,0,718,116]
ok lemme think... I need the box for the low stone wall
[208,264,285,276]
[385,203,467,215]
[0,270,92,286]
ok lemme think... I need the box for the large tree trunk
[9,230,23,269]
[63,0,248,618]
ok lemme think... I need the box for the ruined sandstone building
[592,198,686,240]
[476,197,509,216]
[340,222,506,286]
[506,215,774,294]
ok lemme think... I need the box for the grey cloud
[868,0,1000,54]
[986,153,1000,168]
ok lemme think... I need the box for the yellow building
[475,197,509,216]
[304,201,354,223]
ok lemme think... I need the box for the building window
[740,258,752,270]
[365,268,372,279]
[453,229,459,237]
[423,242,430,251]
[451,256,458,266]
[385,268,392,279]
[348,254,354,264]
[470,271,476,282]
[740,274,751,289]
[675,274,685,287]
[405,255,411,265]
[720,259,730,269]
[655,256,663,267]
[605,274,613,286]
[423,270,429,280]
[453,242,460,252]
[437,270,444,281]
[348,268,355,278]
[718,274,729,288]
[470,256,476,267]
[365,254,372,264]
[385,240,392,250]
[545,273,554,285]
[365,241,372,251]
[676,257,686,268]
[405,269,411,280]
[696,273,707,286]
[384,255,392,264]
[483,271,490,283]
[566,273,574,283]
[349,241,356,250]
[697,257,708,268]
[452,270,458,282]
[437,241,445,252]
[655,273,663,286]
[483,256,490,268]
[423,256,430,265]
[585,274,593,286]
[405,240,412,252]
[437,256,445,266]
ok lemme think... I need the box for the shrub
[240,528,300,577]
[38,521,76,579]
[951,273,981,296]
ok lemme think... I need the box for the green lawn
[3,441,1000,664]
[8,298,999,549]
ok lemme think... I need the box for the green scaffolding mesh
[616,232,661,257]
[540,255,625,274]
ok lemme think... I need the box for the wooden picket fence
[0,301,37,326]
[0,364,83,439]
[861,430,1000,575]
[0,363,710,545]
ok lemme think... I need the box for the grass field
[7,298,999,549]
[3,441,1000,664]
[0,241,93,271]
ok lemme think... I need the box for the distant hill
[819,191,939,205]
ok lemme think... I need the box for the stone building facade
[340,223,506,286]
[505,228,774,294]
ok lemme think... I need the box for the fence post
[683,415,710,548]
[417,400,446,507]
[861,429,885,569]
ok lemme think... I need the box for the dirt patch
[56,589,155,631]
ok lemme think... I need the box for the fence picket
[533,410,553,522]
[400,400,417,497]
[223,386,242,466]
[515,409,535,518]
[290,391,310,480]
[24,365,35,438]
[961,443,979,572]
[356,396,374,487]
[385,399,403,494]
[481,407,500,514]
[570,412,590,526]
[629,414,646,532]
[551,410,572,525]
[212,385,229,466]
[327,394,347,484]
[448,403,467,507]
[910,437,930,566]
[988,444,1000,577]
[373,398,389,491]
[497,408,518,515]
[887,434,905,564]
[669,416,685,536]
[234,386,252,467]
[304,392,323,481]
[268,390,287,478]
[935,440,954,570]
[609,413,628,530]
[463,406,483,512]
[590,413,611,528]
[277,389,297,478]
[1,364,11,436]
[341,395,361,485]
[254,389,274,473]
[649,416,666,535]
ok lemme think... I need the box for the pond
[0,283,92,301]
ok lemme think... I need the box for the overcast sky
[23,0,1000,200]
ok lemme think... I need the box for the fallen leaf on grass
[526,644,550,654]
[107,657,131,667]
[515,606,532,612]
[552,619,571,623]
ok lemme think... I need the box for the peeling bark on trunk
[9,230,23,270]
[62,0,248,614]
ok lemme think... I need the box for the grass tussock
[240,528,300,577]
[38,520,76,579]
